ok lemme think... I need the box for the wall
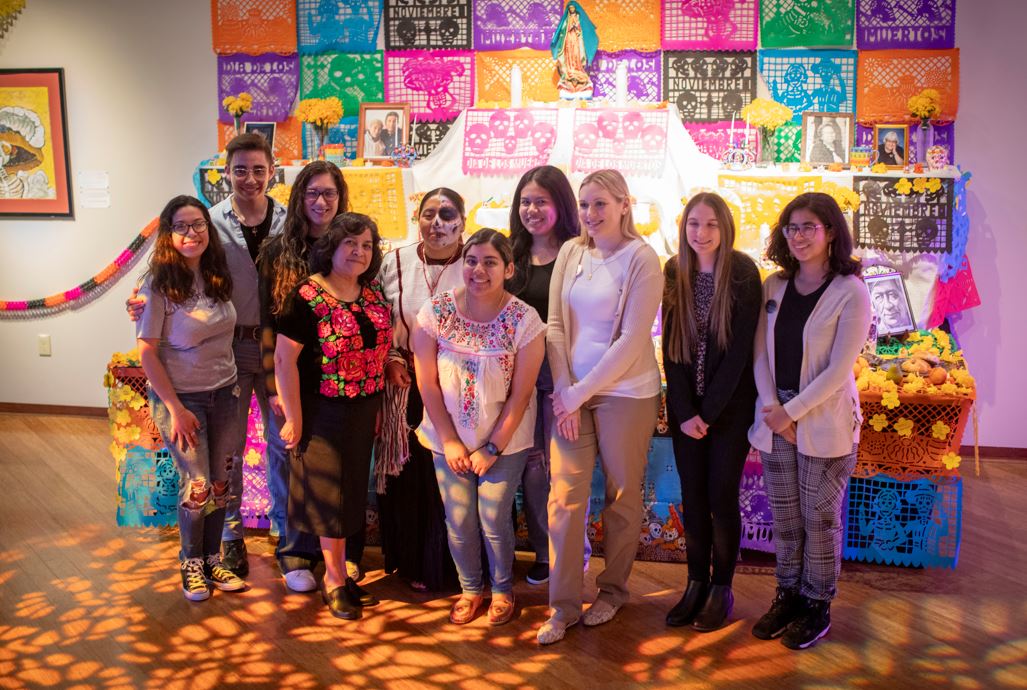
[0,0,1024,448]
[0,0,216,409]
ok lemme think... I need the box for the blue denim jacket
[209,196,287,327]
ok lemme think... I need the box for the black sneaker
[752,587,802,640]
[526,562,550,585]
[222,539,249,578]
[181,558,210,602]
[781,597,831,650]
[204,554,246,592]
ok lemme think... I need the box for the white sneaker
[536,616,578,645]
[583,600,621,626]
[284,569,318,593]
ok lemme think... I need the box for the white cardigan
[748,272,872,458]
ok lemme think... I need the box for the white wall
[1,0,1024,448]
[952,0,1027,448]
[0,0,216,408]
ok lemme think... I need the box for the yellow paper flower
[869,413,889,432]
[895,178,913,195]
[931,420,951,440]
[949,369,975,388]
[941,452,961,470]
[205,168,223,185]
[881,390,901,409]
[871,163,888,173]
[939,382,958,395]
[925,177,942,193]
[912,177,927,194]
[822,182,861,213]
[109,441,127,463]
[244,448,263,467]
[902,376,925,394]
[893,417,914,437]
[740,98,793,129]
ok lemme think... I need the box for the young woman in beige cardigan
[537,169,663,645]
[748,192,871,650]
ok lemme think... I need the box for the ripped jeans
[150,382,241,561]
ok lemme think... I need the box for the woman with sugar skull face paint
[374,188,466,592]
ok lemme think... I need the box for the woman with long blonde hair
[662,192,762,632]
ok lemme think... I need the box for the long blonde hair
[576,169,641,247]
[663,192,736,365]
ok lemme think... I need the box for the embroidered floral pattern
[298,279,393,399]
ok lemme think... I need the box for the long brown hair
[663,193,735,365]
[261,161,348,315]
[147,195,232,304]
[507,165,579,294]
[766,192,862,278]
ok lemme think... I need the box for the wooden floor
[1,413,1025,690]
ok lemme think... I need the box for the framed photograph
[873,124,909,169]
[801,112,853,166]
[866,271,915,337]
[243,121,276,149]
[0,68,73,218]
[357,103,410,160]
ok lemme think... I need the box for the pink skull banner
[461,108,559,176]
[571,108,669,176]
[385,50,475,122]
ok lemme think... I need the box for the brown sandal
[488,594,516,626]
[449,594,485,624]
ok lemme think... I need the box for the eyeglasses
[303,188,340,202]
[782,223,826,239]
[171,220,209,235]
[230,166,269,178]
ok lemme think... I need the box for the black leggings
[670,405,753,586]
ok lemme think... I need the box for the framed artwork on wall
[801,112,853,166]
[866,271,916,337]
[873,123,909,169]
[357,103,410,160]
[0,68,73,218]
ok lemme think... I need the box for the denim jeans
[150,382,241,560]
[265,409,323,572]
[434,450,528,595]
[223,338,271,542]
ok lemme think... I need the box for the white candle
[745,118,750,148]
[510,65,523,107]
[615,62,628,107]
[730,116,735,147]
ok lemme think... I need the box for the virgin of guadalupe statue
[551,1,599,99]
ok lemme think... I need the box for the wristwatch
[483,441,502,457]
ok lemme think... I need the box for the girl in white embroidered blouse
[412,229,545,627]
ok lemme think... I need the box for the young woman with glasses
[748,192,871,650]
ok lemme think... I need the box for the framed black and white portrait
[801,112,853,166]
[866,271,915,337]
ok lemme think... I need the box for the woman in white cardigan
[748,192,871,651]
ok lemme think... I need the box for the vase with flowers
[222,92,253,137]
[295,97,344,160]
[740,98,794,167]
[907,88,941,165]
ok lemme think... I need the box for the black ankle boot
[321,581,361,620]
[692,584,734,632]
[345,576,379,607]
[666,580,709,627]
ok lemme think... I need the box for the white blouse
[415,291,546,455]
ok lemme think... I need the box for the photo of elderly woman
[802,113,852,166]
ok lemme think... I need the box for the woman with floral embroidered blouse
[412,229,545,626]
[274,212,392,621]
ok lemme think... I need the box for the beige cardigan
[748,272,872,458]
[546,239,663,413]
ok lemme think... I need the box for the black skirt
[289,394,380,539]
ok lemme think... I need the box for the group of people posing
[133,132,870,652]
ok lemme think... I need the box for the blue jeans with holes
[223,338,271,543]
[150,382,241,560]
[434,450,528,596]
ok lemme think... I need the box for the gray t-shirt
[136,275,237,393]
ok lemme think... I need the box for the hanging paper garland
[0,218,158,319]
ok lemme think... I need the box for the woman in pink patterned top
[274,213,392,621]
[412,229,545,627]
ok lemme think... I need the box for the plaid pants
[761,394,857,600]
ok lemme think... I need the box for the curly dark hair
[309,212,383,286]
[260,161,348,315]
[506,165,579,294]
[147,195,232,304]
[766,192,861,278]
